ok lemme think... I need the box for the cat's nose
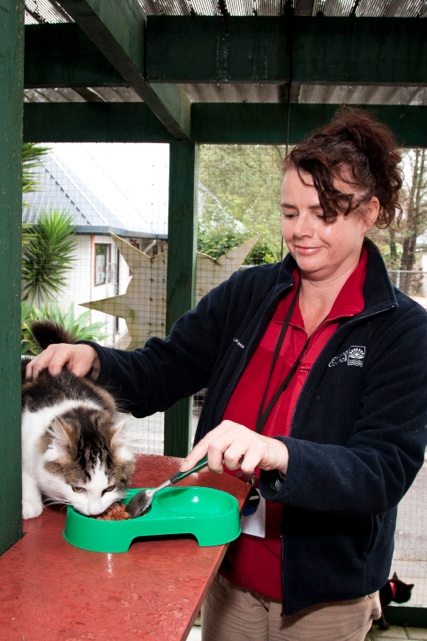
[87,500,104,516]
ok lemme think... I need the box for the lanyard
[255,282,309,435]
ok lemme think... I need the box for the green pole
[0,0,25,554]
[164,141,198,457]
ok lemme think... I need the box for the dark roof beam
[24,102,175,143]
[146,16,427,86]
[23,102,427,147]
[191,103,427,147]
[54,0,191,139]
[25,24,124,88]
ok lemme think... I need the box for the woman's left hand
[180,420,289,476]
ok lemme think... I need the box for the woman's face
[280,167,377,283]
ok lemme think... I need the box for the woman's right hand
[180,420,289,477]
[25,343,100,380]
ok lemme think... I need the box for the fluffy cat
[21,321,135,520]
[374,572,415,630]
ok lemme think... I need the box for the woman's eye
[282,212,297,219]
[71,486,85,493]
[103,485,116,495]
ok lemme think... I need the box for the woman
[28,108,427,641]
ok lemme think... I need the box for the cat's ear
[44,418,74,460]
[49,418,74,448]
[111,418,129,442]
[392,572,399,580]
[111,418,134,460]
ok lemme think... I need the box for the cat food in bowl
[63,486,240,553]
[95,503,130,521]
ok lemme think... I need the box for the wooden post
[164,141,198,456]
[0,0,25,554]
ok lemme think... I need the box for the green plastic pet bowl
[63,486,241,553]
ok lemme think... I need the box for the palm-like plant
[21,302,107,355]
[21,210,76,305]
[22,143,50,198]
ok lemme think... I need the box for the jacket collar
[277,238,397,317]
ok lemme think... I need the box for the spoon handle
[169,454,209,485]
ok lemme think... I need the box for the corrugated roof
[24,0,427,110]
[23,149,168,237]
[24,0,427,20]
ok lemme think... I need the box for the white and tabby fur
[21,322,135,519]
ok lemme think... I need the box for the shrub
[21,302,107,356]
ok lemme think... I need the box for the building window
[95,243,111,286]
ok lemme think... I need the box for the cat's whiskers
[43,496,70,509]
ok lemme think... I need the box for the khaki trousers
[201,575,381,641]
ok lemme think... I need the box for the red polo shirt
[220,249,367,600]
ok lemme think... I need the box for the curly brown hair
[284,107,403,228]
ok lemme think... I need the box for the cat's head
[389,572,415,604]
[40,407,135,516]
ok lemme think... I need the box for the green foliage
[198,223,248,260]
[198,226,276,265]
[198,144,286,263]
[21,302,107,356]
[244,241,277,265]
[21,210,77,305]
[22,143,50,200]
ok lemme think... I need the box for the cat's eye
[71,486,85,493]
[102,485,116,495]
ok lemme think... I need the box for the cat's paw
[22,498,44,520]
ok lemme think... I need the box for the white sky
[49,142,170,235]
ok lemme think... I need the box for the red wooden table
[0,454,249,641]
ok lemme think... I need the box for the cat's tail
[30,320,76,349]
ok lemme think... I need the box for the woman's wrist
[273,438,289,478]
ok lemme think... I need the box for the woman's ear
[362,196,380,232]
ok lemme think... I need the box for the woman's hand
[25,343,100,380]
[180,420,289,476]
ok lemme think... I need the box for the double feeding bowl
[63,486,241,553]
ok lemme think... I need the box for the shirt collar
[291,247,367,327]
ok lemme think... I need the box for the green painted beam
[23,103,174,142]
[191,104,427,147]
[0,0,24,556]
[55,0,191,139]
[24,102,427,147]
[164,141,198,457]
[25,24,124,88]
[25,17,426,88]
[146,16,427,85]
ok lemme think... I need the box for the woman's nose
[293,212,314,237]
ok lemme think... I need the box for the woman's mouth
[294,245,321,255]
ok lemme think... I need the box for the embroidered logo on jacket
[233,337,245,349]
[328,346,366,368]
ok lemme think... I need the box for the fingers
[25,344,99,379]
[180,420,289,476]
[181,421,244,473]
[180,440,213,473]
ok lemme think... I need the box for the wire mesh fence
[389,270,427,299]
[22,142,427,608]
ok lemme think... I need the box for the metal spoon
[125,454,209,518]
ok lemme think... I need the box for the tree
[22,143,50,200]
[21,144,78,305]
[198,144,286,262]
[21,210,76,306]
[399,149,427,290]
[20,144,106,344]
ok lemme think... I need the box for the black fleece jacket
[88,240,427,615]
